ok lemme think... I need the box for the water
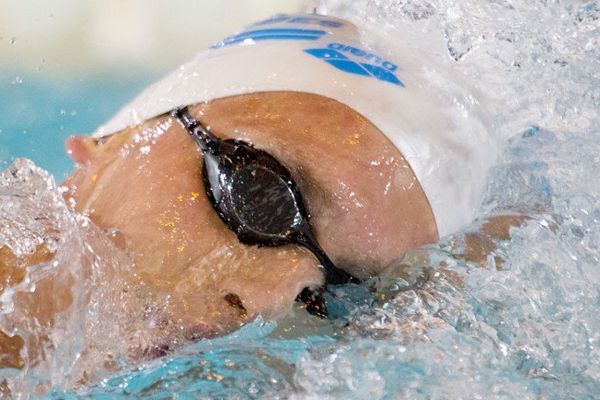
[1,0,599,398]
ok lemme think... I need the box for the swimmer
[0,13,523,378]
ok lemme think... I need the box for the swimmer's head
[63,92,437,339]
[61,11,493,347]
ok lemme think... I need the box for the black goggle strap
[294,229,360,285]
[170,107,219,153]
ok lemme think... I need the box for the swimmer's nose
[65,135,96,165]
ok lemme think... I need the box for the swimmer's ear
[65,136,97,165]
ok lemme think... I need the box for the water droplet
[60,109,66,116]
[12,76,23,85]
[10,37,16,45]
[247,383,259,394]
[70,110,77,117]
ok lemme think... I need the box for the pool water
[1,0,600,398]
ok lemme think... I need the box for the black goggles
[170,107,360,290]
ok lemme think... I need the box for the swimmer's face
[62,92,437,343]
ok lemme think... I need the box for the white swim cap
[95,13,499,237]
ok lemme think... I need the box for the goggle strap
[171,107,219,153]
[294,228,360,285]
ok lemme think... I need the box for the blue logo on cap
[212,28,327,48]
[304,44,404,87]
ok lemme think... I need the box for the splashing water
[0,0,599,398]
[0,160,169,395]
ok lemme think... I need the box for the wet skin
[0,92,439,366]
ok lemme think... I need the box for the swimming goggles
[170,107,359,314]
